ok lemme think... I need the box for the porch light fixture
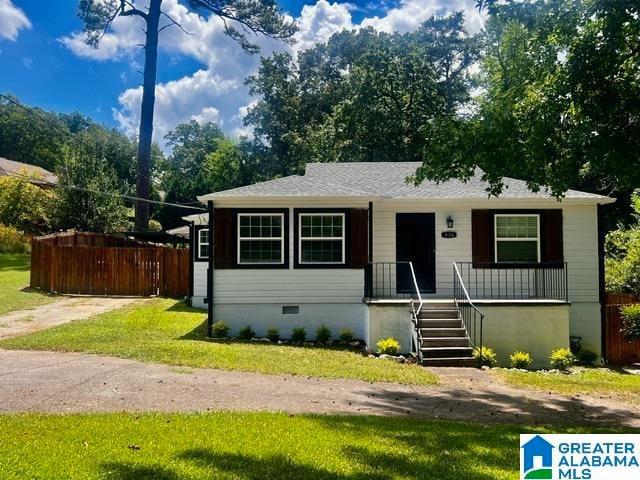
[446,216,454,229]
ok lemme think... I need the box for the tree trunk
[135,0,162,231]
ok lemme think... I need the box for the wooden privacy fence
[604,292,640,365]
[30,233,189,298]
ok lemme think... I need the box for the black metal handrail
[454,262,568,302]
[364,261,416,300]
[364,261,423,361]
[453,262,484,365]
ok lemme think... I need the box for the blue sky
[0,0,482,148]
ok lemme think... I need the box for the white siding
[372,200,601,304]
[191,198,603,354]
[192,200,368,307]
[214,270,364,304]
[373,200,470,297]
[563,205,600,303]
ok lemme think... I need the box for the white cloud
[294,0,354,52]
[113,69,241,146]
[61,0,485,149]
[191,106,221,125]
[0,0,31,41]
[362,0,484,34]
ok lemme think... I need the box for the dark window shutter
[213,208,234,269]
[350,208,368,268]
[541,209,563,262]
[472,210,494,265]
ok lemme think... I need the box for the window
[495,214,540,263]
[198,229,210,259]
[299,213,345,264]
[237,214,284,264]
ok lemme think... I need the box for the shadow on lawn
[343,383,640,428]
[100,420,518,480]
[179,320,207,340]
[0,256,31,272]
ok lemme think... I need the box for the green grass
[0,254,53,315]
[0,412,612,480]
[494,367,640,404]
[0,298,438,385]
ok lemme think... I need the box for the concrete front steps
[418,302,477,367]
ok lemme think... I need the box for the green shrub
[148,219,163,232]
[473,346,498,367]
[339,328,355,343]
[238,325,255,340]
[316,325,331,343]
[621,304,640,341]
[605,192,640,294]
[266,326,280,342]
[509,351,532,369]
[376,337,400,355]
[577,349,599,365]
[0,224,29,254]
[211,320,230,338]
[291,327,306,343]
[549,348,575,371]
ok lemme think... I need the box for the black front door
[396,213,436,294]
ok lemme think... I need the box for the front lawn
[0,254,53,316]
[0,298,438,386]
[493,367,640,405]
[0,412,605,480]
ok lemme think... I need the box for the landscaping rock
[259,338,271,343]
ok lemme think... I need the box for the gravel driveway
[1,349,638,428]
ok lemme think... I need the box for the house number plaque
[441,231,457,239]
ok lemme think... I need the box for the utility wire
[1,94,206,211]
[7,170,207,212]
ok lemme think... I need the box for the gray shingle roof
[199,162,612,202]
[0,157,58,185]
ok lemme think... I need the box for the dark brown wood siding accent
[471,209,494,264]
[350,208,369,268]
[540,209,564,262]
[213,208,234,269]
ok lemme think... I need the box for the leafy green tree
[245,14,477,175]
[78,0,296,230]
[606,192,640,294]
[415,0,640,204]
[204,138,251,192]
[162,121,226,202]
[72,124,138,187]
[0,175,56,235]
[155,122,262,228]
[54,146,130,233]
[0,95,69,171]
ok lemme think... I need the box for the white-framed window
[298,213,345,264]
[494,214,540,263]
[237,213,285,265]
[198,228,210,259]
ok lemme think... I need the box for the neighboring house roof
[166,225,190,238]
[0,157,58,185]
[199,162,613,203]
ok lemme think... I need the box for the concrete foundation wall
[569,302,602,358]
[480,304,570,369]
[206,303,368,340]
[365,305,413,354]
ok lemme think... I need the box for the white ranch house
[185,162,614,367]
